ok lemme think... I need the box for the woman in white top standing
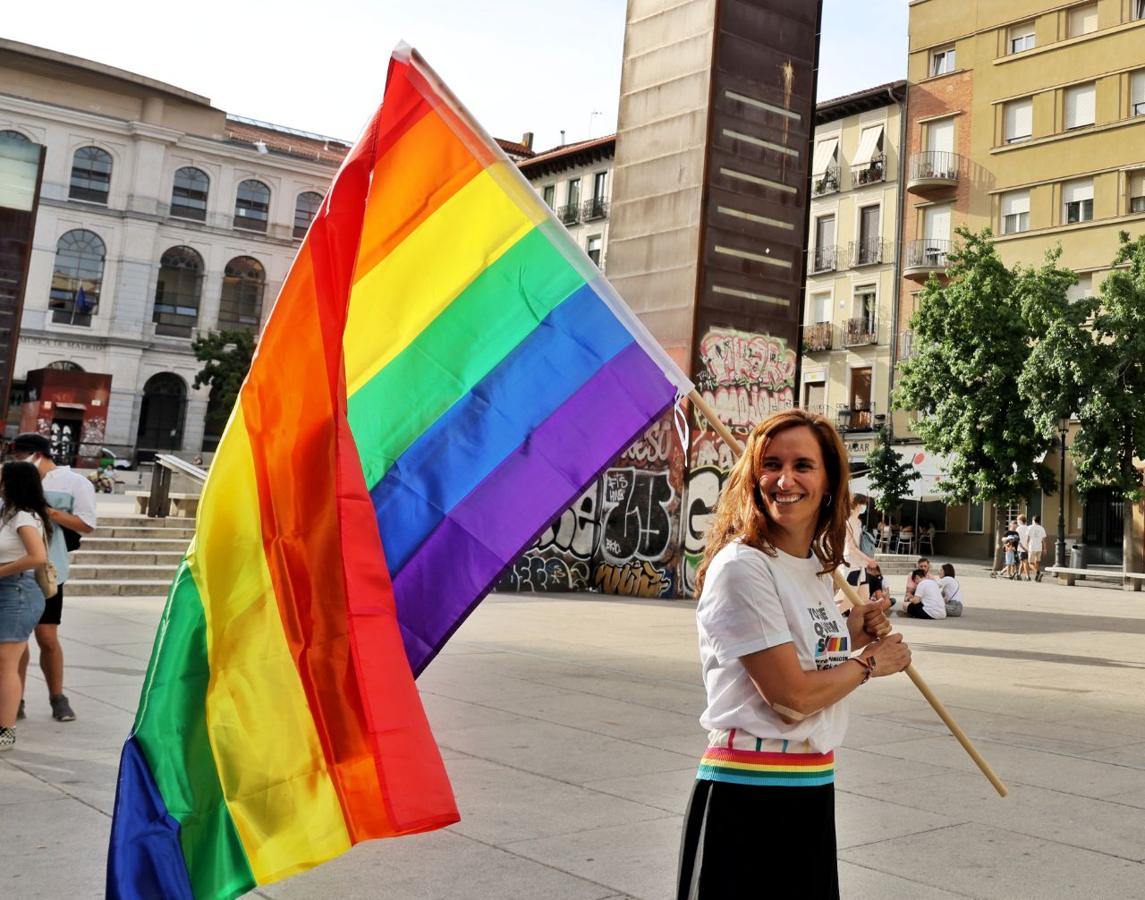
[0,461,52,751]
[678,410,912,899]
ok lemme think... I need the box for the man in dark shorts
[8,432,97,722]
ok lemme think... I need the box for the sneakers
[50,694,76,722]
[1036,570,1044,582]
[17,699,25,720]
[0,726,13,751]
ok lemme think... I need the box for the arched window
[0,130,31,142]
[154,246,204,337]
[171,167,209,221]
[49,229,105,326]
[45,360,84,371]
[234,179,270,232]
[69,146,112,204]
[293,191,323,238]
[218,256,265,331]
[136,372,187,451]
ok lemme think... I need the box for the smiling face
[756,425,828,555]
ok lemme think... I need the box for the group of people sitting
[842,494,963,621]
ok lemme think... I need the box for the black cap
[10,432,53,456]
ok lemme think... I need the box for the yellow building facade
[801,82,906,469]
[898,0,1145,565]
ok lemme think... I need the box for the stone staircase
[67,515,193,597]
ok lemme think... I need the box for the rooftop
[816,80,908,125]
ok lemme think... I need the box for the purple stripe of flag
[392,342,677,674]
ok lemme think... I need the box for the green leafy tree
[1020,232,1145,501]
[865,425,921,523]
[192,330,256,437]
[893,228,1056,543]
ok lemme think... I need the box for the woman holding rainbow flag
[677,409,911,898]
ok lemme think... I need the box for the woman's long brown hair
[693,409,851,596]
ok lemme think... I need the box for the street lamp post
[1057,417,1069,567]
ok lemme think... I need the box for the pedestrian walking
[1026,515,1047,581]
[1016,515,1032,581]
[8,432,96,722]
[678,409,911,899]
[0,461,53,751]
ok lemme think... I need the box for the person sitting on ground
[901,569,947,620]
[866,561,895,608]
[936,563,963,617]
[904,557,930,603]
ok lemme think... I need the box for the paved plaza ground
[4,560,1145,899]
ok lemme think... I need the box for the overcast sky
[3,0,908,151]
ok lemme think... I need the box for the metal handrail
[852,153,886,186]
[811,245,837,273]
[813,165,840,196]
[905,238,953,270]
[146,453,207,518]
[908,151,960,184]
[581,198,609,220]
[801,321,834,352]
[850,238,885,267]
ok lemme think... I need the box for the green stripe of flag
[133,559,255,899]
[347,226,585,490]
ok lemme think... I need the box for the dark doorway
[136,373,186,452]
[1083,488,1124,566]
[50,414,82,466]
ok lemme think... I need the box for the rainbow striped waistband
[697,745,835,787]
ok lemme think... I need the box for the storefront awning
[849,446,952,500]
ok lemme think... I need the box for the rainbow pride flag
[107,45,690,899]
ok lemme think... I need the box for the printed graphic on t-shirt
[807,605,850,670]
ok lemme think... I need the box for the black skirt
[676,778,839,899]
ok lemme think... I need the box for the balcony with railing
[836,402,882,433]
[897,329,914,360]
[803,403,829,419]
[850,237,888,268]
[907,151,961,192]
[813,164,841,197]
[557,203,580,226]
[582,197,609,221]
[903,238,953,280]
[801,321,834,353]
[810,244,837,274]
[852,153,886,187]
[843,316,878,347]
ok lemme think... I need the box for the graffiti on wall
[496,485,600,592]
[593,415,684,598]
[694,327,796,429]
[681,464,729,595]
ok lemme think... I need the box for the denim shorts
[0,572,46,642]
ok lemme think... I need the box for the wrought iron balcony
[836,401,877,433]
[557,203,580,226]
[850,237,887,267]
[907,151,961,192]
[811,245,837,274]
[852,153,886,187]
[813,164,841,197]
[803,403,829,419]
[801,321,834,353]
[903,239,953,280]
[582,198,609,221]
[843,316,878,347]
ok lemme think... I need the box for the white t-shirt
[0,510,44,564]
[937,575,962,606]
[1017,523,1030,550]
[42,466,98,530]
[914,578,947,619]
[696,541,852,753]
[1026,523,1046,553]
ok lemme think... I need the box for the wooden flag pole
[687,389,1008,797]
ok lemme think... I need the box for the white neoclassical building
[0,38,346,460]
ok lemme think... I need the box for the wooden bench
[1044,566,1145,591]
[126,490,200,518]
